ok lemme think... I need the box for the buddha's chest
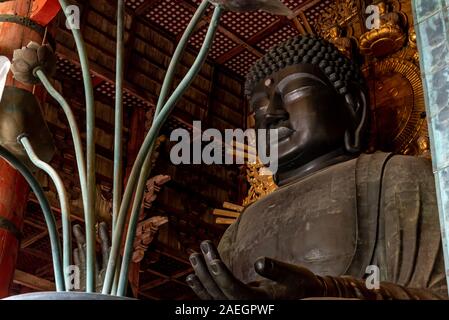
[221,160,359,283]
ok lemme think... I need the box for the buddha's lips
[271,126,295,142]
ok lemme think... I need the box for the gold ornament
[360,1,407,57]
[243,159,277,206]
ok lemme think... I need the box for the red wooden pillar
[0,0,60,298]
[125,107,147,298]
[0,160,30,297]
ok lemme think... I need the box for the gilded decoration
[243,159,277,207]
[314,0,358,38]
[363,57,427,153]
[359,1,408,57]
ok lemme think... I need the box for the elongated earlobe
[344,88,368,153]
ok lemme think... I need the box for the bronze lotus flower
[11,41,56,85]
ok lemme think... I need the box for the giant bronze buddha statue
[186,35,448,300]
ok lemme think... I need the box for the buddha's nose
[264,109,289,128]
[264,92,288,126]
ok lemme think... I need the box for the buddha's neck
[275,148,357,187]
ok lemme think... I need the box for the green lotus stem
[155,0,211,117]
[114,4,223,296]
[102,0,216,294]
[116,147,153,296]
[110,256,121,295]
[20,135,72,291]
[112,0,125,234]
[58,0,96,292]
[0,145,65,292]
[108,0,211,295]
[34,68,89,224]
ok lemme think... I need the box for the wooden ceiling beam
[35,263,54,278]
[138,290,162,300]
[123,13,139,77]
[297,10,314,34]
[216,18,287,64]
[55,39,156,106]
[292,17,307,35]
[172,267,194,280]
[20,221,62,249]
[21,231,49,249]
[214,0,319,64]
[13,270,55,292]
[23,219,47,231]
[154,242,193,264]
[139,278,169,291]
[143,269,190,287]
[28,195,86,223]
[179,0,264,60]
[22,248,53,263]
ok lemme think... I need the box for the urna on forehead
[244,35,364,98]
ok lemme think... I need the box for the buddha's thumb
[254,257,316,285]
[254,257,290,282]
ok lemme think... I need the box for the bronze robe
[218,152,448,298]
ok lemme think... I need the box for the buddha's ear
[343,83,368,153]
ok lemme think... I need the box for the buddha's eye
[255,105,268,114]
[251,98,269,113]
[282,86,314,104]
[253,101,268,116]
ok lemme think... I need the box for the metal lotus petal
[0,56,10,102]
[0,86,55,169]
[11,42,56,85]
[210,0,293,16]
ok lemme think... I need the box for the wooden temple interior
[1,0,430,300]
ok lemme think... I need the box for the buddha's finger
[99,222,110,270]
[208,259,268,300]
[73,224,86,246]
[254,257,321,296]
[73,225,86,265]
[254,257,315,281]
[73,248,80,267]
[189,253,227,300]
[186,274,213,300]
[200,240,221,262]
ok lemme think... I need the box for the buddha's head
[245,35,368,181]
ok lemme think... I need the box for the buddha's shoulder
[382,154,433,176]
[359,152,432,174]
[374,153,435,190]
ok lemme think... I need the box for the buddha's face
[250,64,351,170]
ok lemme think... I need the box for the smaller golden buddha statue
[417,136,432,159]
[327,26,353,59]
[377,1,400,27]
[360,1,406,57]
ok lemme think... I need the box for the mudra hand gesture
[72,222,110,292]
[186,240,323,300]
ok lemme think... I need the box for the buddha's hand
[73,222,110,292]
[186,240,323,300]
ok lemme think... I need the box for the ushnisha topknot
[244,35,363,98]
